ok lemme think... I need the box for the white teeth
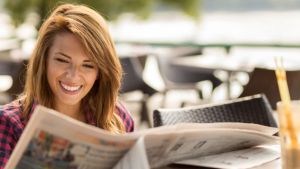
[61,83,81,92]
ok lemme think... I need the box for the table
[172,55,300,99]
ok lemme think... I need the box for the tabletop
[172,55,300,73]
[171,55,300,99]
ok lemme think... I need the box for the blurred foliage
[4,0,201,27]
[159,0,201,19]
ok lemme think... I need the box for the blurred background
[1,0,300,130]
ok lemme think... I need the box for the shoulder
[0,100,24,126]
[0,100,25,139]
[116,102,134,132]
[0,100,25,164]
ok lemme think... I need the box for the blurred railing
[115,40,300,54]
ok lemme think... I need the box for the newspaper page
[113,137,150,169]
[143,127,279,168]
[165,122,279,136]
[5,106,140,169]
[176,145,280,169]
[5,105,280,169]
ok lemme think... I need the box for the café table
[171,55,300,99]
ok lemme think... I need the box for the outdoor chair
[120,55,157,126]
[155,47,222,107]
[239,67,300,109]
[0,60,26,103]
[153,94,277,128]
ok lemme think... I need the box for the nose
[66,65,79,78]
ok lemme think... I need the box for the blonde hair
[22,3,125,133]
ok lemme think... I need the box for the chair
[239,67,300,109]
[0,60,27,102]
[6,60,27,97]
[153,94,277,128]
[120,55,157,126]
[155,47,222,107]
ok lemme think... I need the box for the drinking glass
[277,101,300,169]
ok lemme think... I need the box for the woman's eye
[83,64,95,69]
[55,58,69,63]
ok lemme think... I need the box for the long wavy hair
[22,3,125,133]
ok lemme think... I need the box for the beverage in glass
[277,101,300,169]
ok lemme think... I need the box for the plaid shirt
[0,99,134,168]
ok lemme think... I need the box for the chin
[59,97,82,106]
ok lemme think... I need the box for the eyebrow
[55,52,93,63]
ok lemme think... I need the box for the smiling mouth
[60,81,82,92]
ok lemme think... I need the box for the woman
[0,3,134,168]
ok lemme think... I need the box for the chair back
[153,94,277,127]
[240,67,300,109]
[120,56,144,93]
[119,55,157,126]
[120,55,157,96]
[155,47,222,94]
[156,47,218,83]
[0,60,27,101]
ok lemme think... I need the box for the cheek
[47,60,55,77]
[86,73,98,86]
[85,71,98,88]
[46,62,64,85]
[46,65,57,90]
[47,60,66,76]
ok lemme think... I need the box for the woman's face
[47,32,99,109]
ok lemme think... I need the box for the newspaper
[175,145,280,169]
[5,105,280,169]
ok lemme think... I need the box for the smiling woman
[0,3,134,168]
[46,32,99,121]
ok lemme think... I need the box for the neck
[53,102,85,122]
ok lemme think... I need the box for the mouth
[59,81,83,93]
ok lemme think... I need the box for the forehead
[49,32,90,60]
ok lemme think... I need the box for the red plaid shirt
[0,99,134,168]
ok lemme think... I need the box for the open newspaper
[5,105,280,169]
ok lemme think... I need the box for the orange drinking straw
[275,56,297,147]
